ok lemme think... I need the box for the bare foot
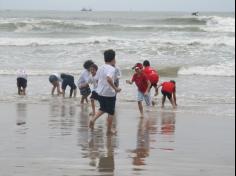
[89,120,94,130]
[107,129,117,136]
[152,101,156,106]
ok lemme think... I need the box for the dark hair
[170,80,176,84]
[84,60,94,70]
[91,64,98,71]
[143,60,150,67]
[104,49,116,63]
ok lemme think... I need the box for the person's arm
[51,86,56,95]
[126,80,133,85]
[107,76,121,93]
[145,80,152,95]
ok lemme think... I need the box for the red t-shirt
[132,73,149,93]
[143,66,159,85]
[162,82,176,94]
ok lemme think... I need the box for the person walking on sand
[89,49,121,135]
[157,80,177,109]
[61,73,77,98]
[49,73,63,96]
[126,63,152,117]
[16,69,28,96]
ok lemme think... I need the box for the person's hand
[126,80,131,84]
[144,91,149,96]
[115,88,122,93]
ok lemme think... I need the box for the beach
[0,100,235,176]
[0,10,235,176]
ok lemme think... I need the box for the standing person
[49,73,62,96]
[126,63,152,117]
[88,64,99,116]
[157,80,177,109]
[61,73,77,98]
[16,69,28,95]
[78,60,94,104]
[89,49,121,135]
[143,60,159,96]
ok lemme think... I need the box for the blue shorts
[137,91,151,106]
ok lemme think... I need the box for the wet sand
[0,100,235,176]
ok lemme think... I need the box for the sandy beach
[0,100,234,176]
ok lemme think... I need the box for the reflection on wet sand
[49,101,76,136]
[16,103,27,126]
[161,111,176,135]
[131,118,150,166]
[78,105,117,174]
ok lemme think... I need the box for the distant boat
[192,12,200,16]
[81,8,93,12]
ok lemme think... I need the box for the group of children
[126,61,177,117]
[16,49,177,134]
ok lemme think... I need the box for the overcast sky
[0,0,235,12]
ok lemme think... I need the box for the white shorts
[137,91,152,106]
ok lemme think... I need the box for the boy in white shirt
[89,50,121,135]
[78,60,94,104]
[17,69,28,95]
[88,64,99,116]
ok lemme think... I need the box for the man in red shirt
[157,80,177,109]
[127,63,152,117]
[143,60,159,96]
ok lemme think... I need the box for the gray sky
[0,0,235,12]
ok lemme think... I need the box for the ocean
[0,10,235,176]
[0,11,235,114]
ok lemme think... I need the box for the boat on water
[192,12,200,16]
[81,8,93,12]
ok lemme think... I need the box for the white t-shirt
[78,70,90,87]
[88,75,98,92]
[53,73,62,82]
[96,64,116,97]
[17,70,27,80]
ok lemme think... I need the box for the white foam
[178,62,235,77]
[199,16,235,33]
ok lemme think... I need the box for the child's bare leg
[22,88,26,95]
[138,101,144,117]
[89,110,104,129]
[162,96,166,108]
[86,97,89,104]
[18,87,21,95]
[107,115,117,135]
[169,98,176,109]
[73,89,77,98]
[81,96,85,104]
[90,99,96,116]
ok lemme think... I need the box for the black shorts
[98,95,116,115]
[90,91,99,100]
[62,79,77,90]
[162,91,172,100]
[17,78,27,89]
[49,75,59,83]
[80,86,91,96]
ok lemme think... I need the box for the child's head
[143,60,150,67]
[90,64,98,76]
[170,80,176,84]
[104,49,116,66]
[133,63,143,74]
[84,60,95,70]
